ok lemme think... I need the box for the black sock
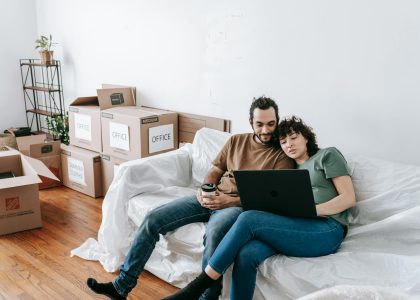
[162,272,216,300]
[87,278,126,300]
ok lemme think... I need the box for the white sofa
[72,127,420,299]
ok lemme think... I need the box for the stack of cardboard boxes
[65,84,179,197]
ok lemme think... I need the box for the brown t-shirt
[212,133,294,195]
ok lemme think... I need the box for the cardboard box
[101,106,178,160]
[0,148,59,235]
[101,154,128,195]
[68,84,136,153]
[16,135,62,189]
[61,145,103,198]
[97,84,136,110]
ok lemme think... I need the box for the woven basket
[0,133,18,150]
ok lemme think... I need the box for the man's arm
[197,166,241,209]
[203,166,224,185]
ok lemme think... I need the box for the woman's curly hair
[277,116,320,157]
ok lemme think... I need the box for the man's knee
[140,209,166,236]
[204,208,242,249]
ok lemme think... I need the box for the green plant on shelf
[46,112,69,145]
[35,34,57,51]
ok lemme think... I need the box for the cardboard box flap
[97,86,136,109]
[22,155,60,181]
[61,144,101,159]
[16,134,47,155]
[101,83,136,101]
[29,141,61,158]
[70,96,99,106]
[0,175,41,189]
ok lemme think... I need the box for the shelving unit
[19,58,65,134]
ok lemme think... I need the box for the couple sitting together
[87,97,356,300]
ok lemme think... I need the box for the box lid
[69,96,99,107]
[102,106,176,119]
[61,144,101,159]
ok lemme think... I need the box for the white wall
[34,0,420,164]
[0,0,37,132]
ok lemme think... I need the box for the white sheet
[71,128,420,299]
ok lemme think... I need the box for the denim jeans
[208,210,345,300]
[113,194,242,299]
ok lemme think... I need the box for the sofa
[72,127,420,299]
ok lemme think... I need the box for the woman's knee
[235,210,262,227]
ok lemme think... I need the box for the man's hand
[198,190,240,210]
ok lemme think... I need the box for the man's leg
[89,195,210,298]
[199,207,243,300]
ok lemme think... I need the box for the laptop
[233,169,318,218]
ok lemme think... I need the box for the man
[87,96,293,300]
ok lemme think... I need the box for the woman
[163,116,356,300]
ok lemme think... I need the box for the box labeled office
[0,148,59,235]
[61,145,103,198]
[101,107,178,160]
[69,85,135,153]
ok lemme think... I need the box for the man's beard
[255,132,273,144]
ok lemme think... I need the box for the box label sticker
[109,122,130,151]
[141,116,159,124]
[149,124,174,153]
[5,197,20,211]
[101,112,113,119]
[74,113,92,141]
[68,157,86,186]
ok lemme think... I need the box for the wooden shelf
[20,61,59,67]
[24,85,61,92]
[26,109,53,117]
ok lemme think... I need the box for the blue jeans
[113,194,242,299]
[208,210,345,300]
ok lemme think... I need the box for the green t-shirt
[298,147,351,225]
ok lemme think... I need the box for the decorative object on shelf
[35,34,57,64]
[46,112,69,145]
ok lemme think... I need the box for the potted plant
[35,34,57,64]
[46,112,69,145]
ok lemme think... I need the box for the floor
[0,186,178,299]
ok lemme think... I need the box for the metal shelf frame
[19,58,65,134]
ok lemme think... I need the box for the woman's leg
[209,210,344,274]
[230,240,277,300]
[163,211,344,300]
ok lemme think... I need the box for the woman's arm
[316,175,356,216]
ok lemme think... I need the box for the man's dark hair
[249,96,279,124]
[278,116,320,157]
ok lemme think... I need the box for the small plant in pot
[35,34,58,64]
[46,112,69,145]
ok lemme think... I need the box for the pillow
[191,128,231,186]
[345,153,420,226]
